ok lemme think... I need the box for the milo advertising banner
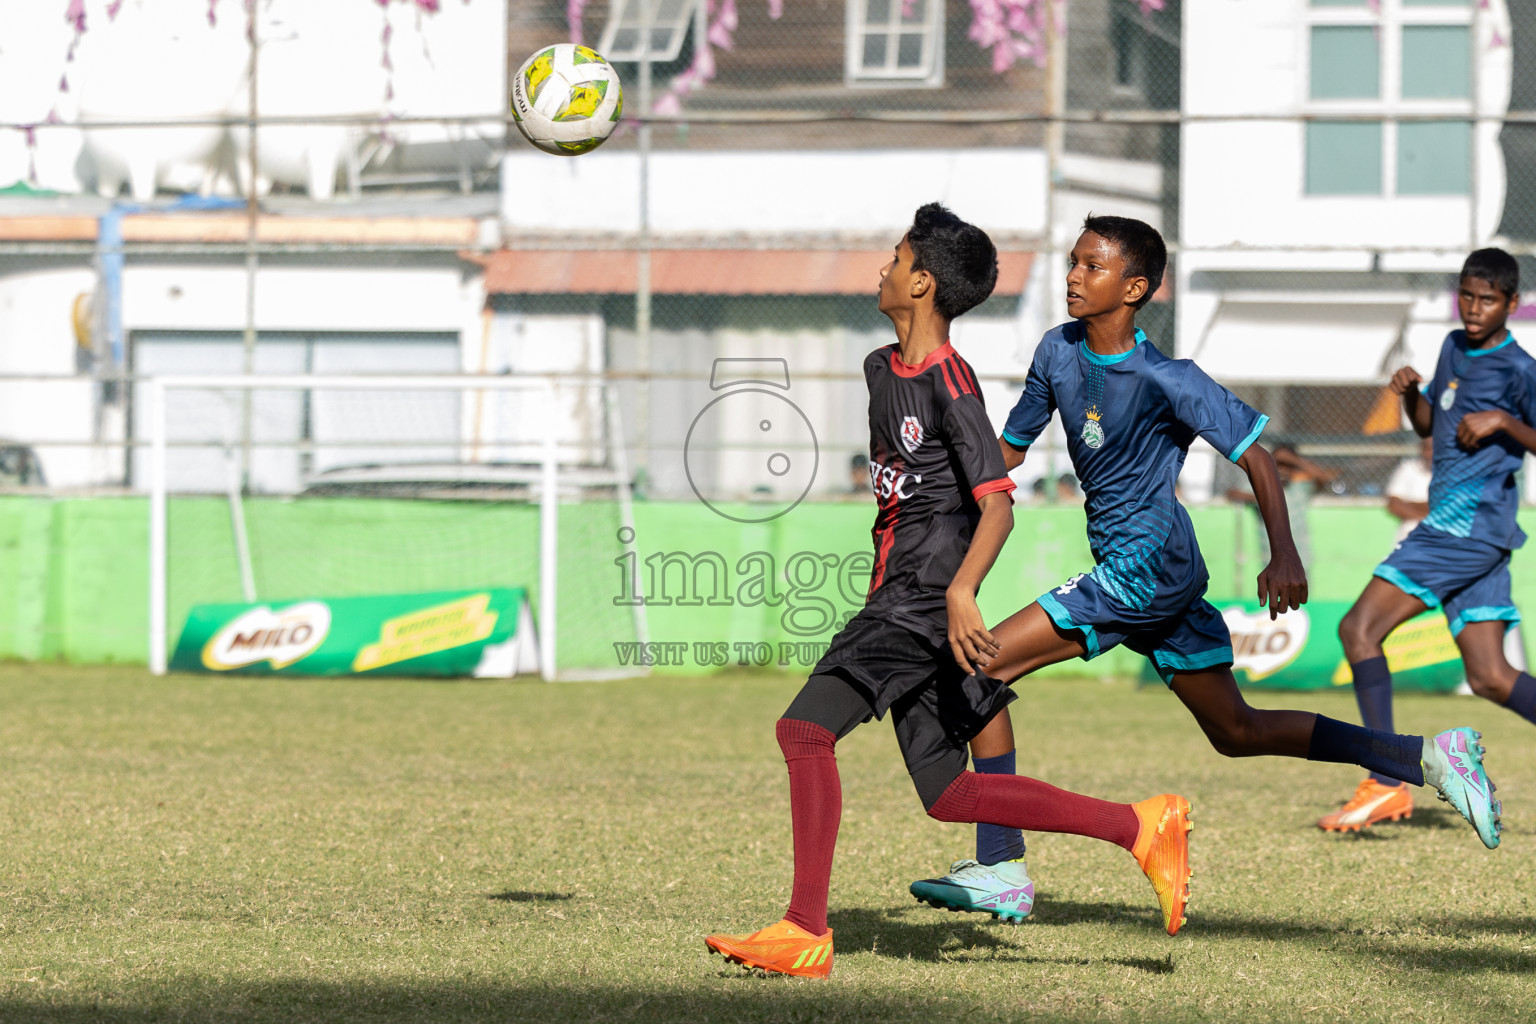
[1139,600,1469,692]
[171,588,539,677]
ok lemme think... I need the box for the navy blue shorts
[1035,569,1233,684]
[1374,524,1519,637]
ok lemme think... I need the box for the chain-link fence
[0,0,1528,516]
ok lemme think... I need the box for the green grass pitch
[0,664,1533,1022]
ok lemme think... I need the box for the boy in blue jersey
[1320,248,1536,833]
[909,216,1503,934]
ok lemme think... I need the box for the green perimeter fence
[0,496,1529,681]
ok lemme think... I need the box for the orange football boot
[1317,778,1413,833]
[704,919,834,978]
[1130,793,1193,936]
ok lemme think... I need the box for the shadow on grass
[840,897,1536,976]
[486,890,573,902]
[828,907,1172,973]
[0,984,1037,1024]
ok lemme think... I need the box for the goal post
[145,373,646,680]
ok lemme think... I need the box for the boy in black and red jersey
[706,204,1048,978]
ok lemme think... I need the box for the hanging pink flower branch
[569,0,590,45]
[652,0,755,117]
[568,0,1164,113]
[970,0,1163,73]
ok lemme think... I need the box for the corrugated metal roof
[476,248,1034,296]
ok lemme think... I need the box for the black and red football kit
[859,341,1018,644]
[806,340,1018,768]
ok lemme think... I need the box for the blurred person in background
[1227,440,1337,572]
[1027,472,1081,503]
[849,453,871,496]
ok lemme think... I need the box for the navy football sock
[972,751,1027,865]
[1505,672,1536,726]
[1349,656,1399,785]
[1307,714,1423,787]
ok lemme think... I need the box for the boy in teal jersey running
[908,217,1504,930]
[1321,248,1536,834]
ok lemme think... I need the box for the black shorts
[806,611,1015,778]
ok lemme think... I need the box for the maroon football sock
[928,770,1140,852]
[776,718,841,936]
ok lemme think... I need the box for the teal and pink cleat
[910,858,1034,923]
[1426,727,1502,850]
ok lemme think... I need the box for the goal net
[141,374,646,680]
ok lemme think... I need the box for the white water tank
[73,0,247,201]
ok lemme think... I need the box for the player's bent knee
[1201,713,1261,758]
[775,717,837,760]
[1464,668,1509,702]
[1337,610,1376,658]
[915,764,973,817]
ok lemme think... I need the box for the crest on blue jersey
[1081,406,1105,449]
[1440,382,1458,411]
[900,415,924,453]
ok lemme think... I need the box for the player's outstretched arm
[1390,366,1433,437]
[946,491,1013,674]
[1236,443,1308,620]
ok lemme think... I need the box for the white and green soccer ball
[510,44,624,156]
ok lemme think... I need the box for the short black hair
[1081,214,1166,309]
[907,202,998,321]
[1461,247,1519,299]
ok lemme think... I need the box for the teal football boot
[1425,727,1502,850]
[910,858,1034,923]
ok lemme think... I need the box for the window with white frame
[600,0,703,64]
[1304,0,1474,197]
[846,0,945,87]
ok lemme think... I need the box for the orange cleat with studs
[704,918,834,978]
[1131,793,1193,936]
[1317,778,1413,833]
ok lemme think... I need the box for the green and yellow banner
[170,588,537,677]
[1141,600,1467,692]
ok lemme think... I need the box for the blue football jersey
[1002,322,1268,612]
[1422,330,1536,549]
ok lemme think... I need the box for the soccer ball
[510,44,624,156]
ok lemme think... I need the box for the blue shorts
[1374,524,1520,637]
[1036,570,1233,685]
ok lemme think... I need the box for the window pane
[648,27,672,52]
[1112,10,1136,86]
[1306,121,1383,195]
[896,32,923,68]
[655,0,691,21]
[1398,121,1471,194]
[1310,27,1379,99]
[900,0,925,25]
[1403,0,1469,5]
[1401,26,1470,99]
[862,33,888,69]
[612,28,639,52]
[865,0,890,24]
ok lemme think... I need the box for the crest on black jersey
[900,415,924,453]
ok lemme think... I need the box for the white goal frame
[145,374,645,680]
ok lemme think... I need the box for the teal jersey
[1423,330,1536,549]
[1002,321,1267,612]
